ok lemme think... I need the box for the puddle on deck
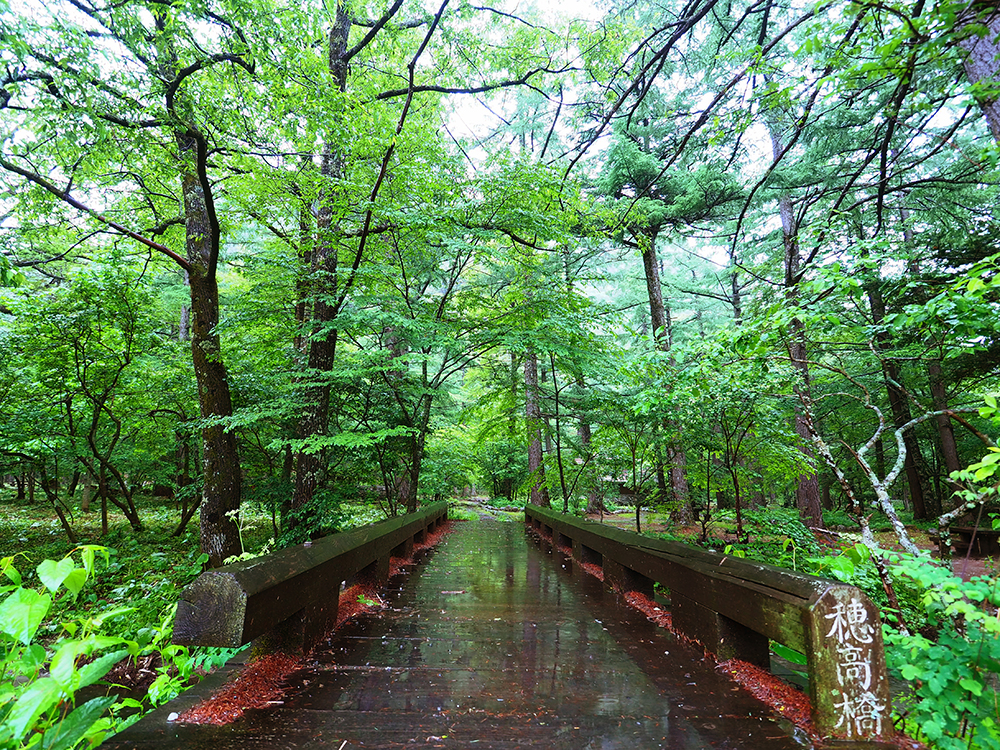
[110,514,811,749]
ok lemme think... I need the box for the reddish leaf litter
[568,564,927,749]
[577,560,604,582]
[177,519,457,726]
[719,659,815,737]
[623,591,672,631]
[177,652,302,725]
[722,659,925,750]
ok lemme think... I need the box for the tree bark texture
[639,232,692,521]
[960,5,1000,143]
[778,184,823,528]
[290,5,351,527]
[156,11,243,566]
[185,203,242,566]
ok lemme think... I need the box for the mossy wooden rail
[172,502,448,654]
[525,505,893,748]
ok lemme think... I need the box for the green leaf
[1,557,22,586]
[959,677,983,696]
[76,649,128,691]
[5,676,65,740]
[49,641,84,688]
[921,719,943,741]
[19,643,47,674]
[37,558,75,593]
[40,695,115,750]
[61,569,87,599]
[826,556,855,582]
[0,588,52,644]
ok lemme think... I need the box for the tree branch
[0,155,192,270]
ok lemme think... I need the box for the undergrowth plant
[883,555,1000,750]
[0,549,238,749]
[1,547,129,749]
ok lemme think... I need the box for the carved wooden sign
[806,587,892,743]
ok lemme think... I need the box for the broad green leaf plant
[0,548,236,749]
[0,547,128,749]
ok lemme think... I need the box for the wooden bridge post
[805,587,892,744]
[571,538,602,567]
[253,596,340,656]
[671,592,770,668]
[602,557,655,600]
[393,537,415,559]
[556,531,573,553]
[350,554,391,590]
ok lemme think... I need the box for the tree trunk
[405,430,426,514]
[66,470,81,501]
[525,351,549,507]
[81,473,94,513]
[179,272,190,342]
[768,109,824,529]
[780,194,823,528]
[289,5,351,534]
[866,281,931,519]
[641,238,668,345]
[152,11,243,565]
[928,358,962,506]
[184,192,242,565]
[960,5,1000,143]
[639,230,692,522]
[38,465,77,544]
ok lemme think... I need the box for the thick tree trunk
[179,272,190,341]
[928,358,962,507]
[289,6,352,533]
[174,131,242,563]
[776,175,823,528]
[187,256,242,564]
[640,231,692,522]
[960,5,1000,143]
[525,351,549,507]
[641,241,668,344]
[154,10,243,565]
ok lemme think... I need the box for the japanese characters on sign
[825,598,885,736]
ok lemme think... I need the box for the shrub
[883,555,1000,750]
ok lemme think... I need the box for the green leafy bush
[1,548,130,749]
[0,548,239,749]
[884,555,1000,750]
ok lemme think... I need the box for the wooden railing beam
[173,502,447,653]
[525,505,892,747]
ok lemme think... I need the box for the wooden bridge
[106,504,895,749]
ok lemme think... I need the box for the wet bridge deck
[111,515,807,749]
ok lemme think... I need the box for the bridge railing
[525,504,892,747]
[173,502,448,654]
